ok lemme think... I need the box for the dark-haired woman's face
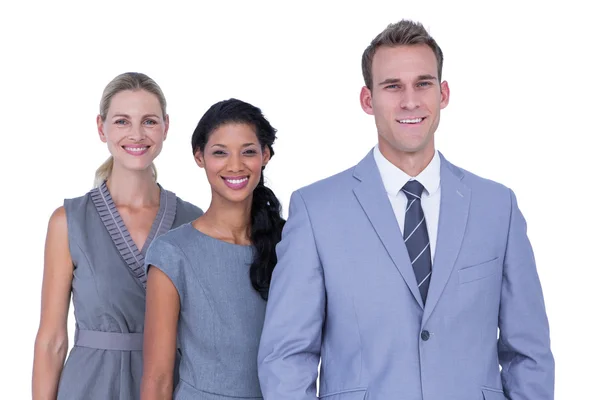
[195,123,270,205]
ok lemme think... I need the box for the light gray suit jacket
[258,150,554,400]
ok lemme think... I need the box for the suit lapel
[423,154,471,322]
[352,151,424,309]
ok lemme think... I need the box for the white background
[1,0,597,398]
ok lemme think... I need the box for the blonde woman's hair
[94,72,167,187]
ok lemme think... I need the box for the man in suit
[258,19,554,400]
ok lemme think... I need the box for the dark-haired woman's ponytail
[249,168,285,300]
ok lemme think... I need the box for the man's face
[361,44,449,160]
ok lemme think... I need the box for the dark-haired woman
[140,98,285,400]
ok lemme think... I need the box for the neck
[106,164,159,207]
[380,144,435,177]
[202,193,253,242]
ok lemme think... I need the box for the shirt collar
[373,145,441,197]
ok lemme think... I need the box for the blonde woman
[32,72,203,400]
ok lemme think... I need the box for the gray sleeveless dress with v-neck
[145,223,266,399]
[56,182,203,400]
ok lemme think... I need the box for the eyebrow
[111,113,161,119]
[211,143,258,148]
[417,74,438,81]
[378,74,438,86]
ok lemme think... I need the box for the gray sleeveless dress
[145,222,266,399]
[56,182,203,400]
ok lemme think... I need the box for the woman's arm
[141,266,180,400]
[32,206,73,400]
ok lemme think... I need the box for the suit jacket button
[421,330,430,341]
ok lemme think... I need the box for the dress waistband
[74,328,143,351]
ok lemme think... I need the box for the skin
[360,44,450,176]
[141,122,270,400]
[32,89,168,400]
[97,89,169,250]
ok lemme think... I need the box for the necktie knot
[402,180,425,199]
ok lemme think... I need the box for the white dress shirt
[373,145,441,261]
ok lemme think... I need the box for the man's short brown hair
[361,20,444,90]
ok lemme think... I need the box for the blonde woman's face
[97,89,169,173]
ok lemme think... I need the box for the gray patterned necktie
[402,180,432,303]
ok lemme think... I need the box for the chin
[224,194,253,204]
[215,187,252,203]
[394,135,433,152]
[128,163,154,172]
[384,141,425,154]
